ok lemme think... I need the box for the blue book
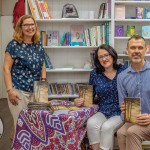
[142,26,150,37]
[144,8,150,19]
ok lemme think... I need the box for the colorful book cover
[144,8,150,19]
[142,26,150,37]
[136,7,144,19]
[124,97,140,123]
[115,25,124,37]
[47,31,59,46]
[70,25,84,46]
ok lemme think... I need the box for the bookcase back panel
[47,73,90,83]
[46,48,94,68]
[115,40,150,54]
[47,0,107,19]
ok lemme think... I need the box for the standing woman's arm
[3,52,20,105]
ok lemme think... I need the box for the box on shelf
[115,4,125,19]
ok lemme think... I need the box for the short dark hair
[94,44,119,73]
[127,34,146,48]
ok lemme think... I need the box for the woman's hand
[136,114,150,126]
[120,102,126,114]
[74,98,84,107]
[8,89,21,106]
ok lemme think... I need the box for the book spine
[105,22,109,45]
[108,0,111,19]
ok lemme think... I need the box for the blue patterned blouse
[89,64,127,118]
[6,40,45,93]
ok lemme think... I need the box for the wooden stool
[142,141,150,150]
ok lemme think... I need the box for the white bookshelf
[114,0,150,55]
[25,0,113,98]
[25,0,150,98]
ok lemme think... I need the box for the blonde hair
[13,15,40,43]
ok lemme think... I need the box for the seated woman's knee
[101,122,113,132]
[87,117,99,129]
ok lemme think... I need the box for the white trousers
[7,89,34,129]
[87,112,123,150]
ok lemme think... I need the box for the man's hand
[120,102,126,114]
[74,98,84,107]
[136,114,150,126]
[8,89,21,106]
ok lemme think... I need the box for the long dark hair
[94,44,120,73]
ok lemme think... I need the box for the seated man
[117,34,150,150]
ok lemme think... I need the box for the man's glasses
[98,54,110,60]
[22,23,35,28]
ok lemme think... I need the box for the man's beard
[131,57,142,63]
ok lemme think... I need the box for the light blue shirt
[117,61,150,118]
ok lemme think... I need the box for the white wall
[0,0,17,98]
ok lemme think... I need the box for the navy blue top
[89,64,127,118]
[6,40,45,93]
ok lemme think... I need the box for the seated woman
[74,44,127,150]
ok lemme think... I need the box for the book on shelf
[40,31,47,46]
[59,32,66,46]
[144,8,150,19]
[47,31,59,46]
[98,1,111,19]
[124,97,141,123]
[37,0,51,19]
[28,0,41,19]
[136,7,144,19]
[90,50,96,68]
[28,0,52,19]
[78,84,93,107]
[70,25,84,46]
[115,25,124,37]
[43,0,53,19]
[44,52,53,69]
[48,83,78,95]
[98,3,106,19]
[146,45,150,54]
[142,26,150,37]
[115,4,125,19]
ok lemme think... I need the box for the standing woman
[74,44,127,150]
[3,15,46,128]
